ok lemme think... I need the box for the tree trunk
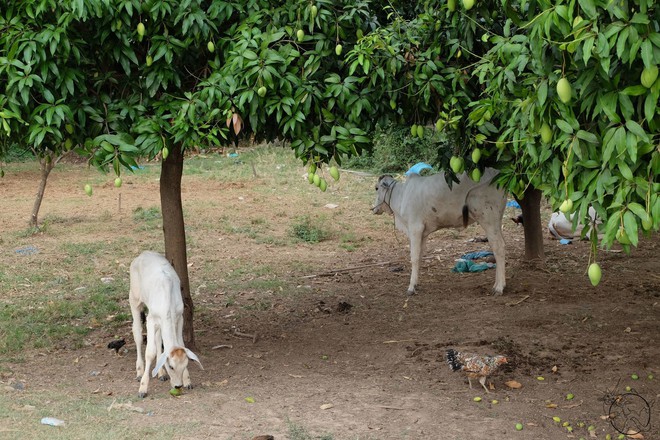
[515,188,545,261]
[159,144,196,351]
[29,155,56,228]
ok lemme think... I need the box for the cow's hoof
[138,392,147,399]
[491,288,504,296]
[406,289,416,296]
[158,375,170,382]
[185,384,194,390]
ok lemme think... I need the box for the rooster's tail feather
[446,348,462,371]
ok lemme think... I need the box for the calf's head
[152,346,203,388]
[372,175,396,215]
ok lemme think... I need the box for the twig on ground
[506,295,530,306]
[211,344,233,350]
[232,330,257,343]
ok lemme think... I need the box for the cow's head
[372,175,396,215]
[153,346,203,389]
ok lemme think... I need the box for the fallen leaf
[320,403,334,410]
[552,365,558,373]
[545,403,558,408]
[626,430,644,439]
[505,380,522,389]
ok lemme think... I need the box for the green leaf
[576,130,599,144]
[627,202,647,220]
[625,120,649,142]
[623,210,638,246]
[578,0,597,18]
[640,40,653,68]
[538,80,547,106]
[555,119,573,134]
[644,93,657,121]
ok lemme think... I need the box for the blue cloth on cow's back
[451,259,495,273]
[405,162,433,176]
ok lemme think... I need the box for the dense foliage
[1,0,658,248]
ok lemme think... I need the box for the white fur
[373,169,507,295]
[129,251,203,398]
[548,207,599,240]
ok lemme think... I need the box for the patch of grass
[132,206,161,222]
[287,420,334,440]
[0,281,126,355]
[291,216,330,243]
[1,392,183,439]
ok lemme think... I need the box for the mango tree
[0,0,373,349]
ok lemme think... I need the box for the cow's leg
[481,217,506,295]
[407,229,425,295]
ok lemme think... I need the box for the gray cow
[372,169,507,295]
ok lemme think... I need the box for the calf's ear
[152,351,169,377]
[185,348,204,370]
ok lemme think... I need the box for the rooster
[446,348,508,393]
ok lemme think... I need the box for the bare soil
[1,152,659,440]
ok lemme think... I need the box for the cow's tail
[462,204,470,228]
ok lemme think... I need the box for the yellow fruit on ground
[588,263,601,286]
[556,78,572,103]
[84,184,93,196]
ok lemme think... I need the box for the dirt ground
[1,151,659,440]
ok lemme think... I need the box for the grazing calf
[129,251,203,398]
[372,169,507,295]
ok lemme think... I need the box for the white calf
[373,169,507,295]
[129,251,203,398]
